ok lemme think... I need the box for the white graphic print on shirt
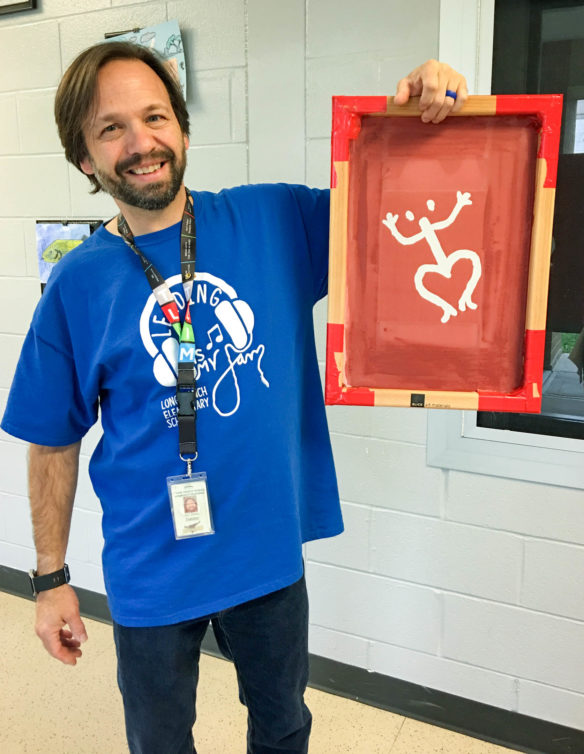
[139,272,269,423]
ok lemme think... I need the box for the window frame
[429,0,584,489]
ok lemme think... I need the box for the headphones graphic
[139,273,255,388]
[215,298,254,351]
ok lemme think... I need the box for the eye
[100,124,118,136]
[147,113,165,123]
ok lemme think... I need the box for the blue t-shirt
[2,184,343,626]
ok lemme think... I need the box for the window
[478,0,584,440]
[428,0,584,489]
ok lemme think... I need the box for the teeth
[131,163,162,175]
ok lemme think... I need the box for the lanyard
[118,188,198,471]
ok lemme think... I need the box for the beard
[90,144,186,210]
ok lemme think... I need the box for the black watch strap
[29,564,70,597]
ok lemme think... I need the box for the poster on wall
[326,94,563,413]
[36,221,102,291]
[105,19,187,99]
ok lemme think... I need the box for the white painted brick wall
[0,221,27,276]
[0,541,36,572]
[0,335,25,390]
[306,0,439,59]
[518,681,584,730]
[331,434,443,516]
[0,440,28,498]
[0,492,34,549]
[169,0,246,75]
[521,540,584,621]
[0,0,583,734]
[0,94,20,153]
[448,470,584,545]
[308,624,369,669]
[369,640,518,709]
[307,561,442,654]
[369,511,523,603]
[0,22,61,91]
[0,279,40,335]
[443,595,584,693]
[17,90,62,154]
[306,138,330,188]
[183,144,249,193]
[189,70,242,145]
[306,502,371,571]
[68,166,119,219]
[0,156,70,216]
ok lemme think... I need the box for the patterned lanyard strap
[118,188,199,462]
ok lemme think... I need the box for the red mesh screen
[344,115,539,392]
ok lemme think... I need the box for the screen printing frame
[325,94,562,412]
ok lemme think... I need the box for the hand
[457,190,472,206]
[382,211,399,229]
[394,59,468,123]
[35,584,88,666]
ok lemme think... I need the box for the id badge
[167,471,214,539]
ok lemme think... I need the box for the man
[1,42,467,754]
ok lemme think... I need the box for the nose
[123,120,157,157]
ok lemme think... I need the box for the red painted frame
[326,94,563,412]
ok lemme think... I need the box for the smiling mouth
[128,162,165,176]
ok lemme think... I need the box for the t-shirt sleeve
[1,271,99,446]
[286,185,330,303]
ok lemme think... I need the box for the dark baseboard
[2,565,582,754]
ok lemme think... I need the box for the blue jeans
[113,575,311,754]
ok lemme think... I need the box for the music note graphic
[206,323,224,350]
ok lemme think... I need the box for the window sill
[427,409,584,490]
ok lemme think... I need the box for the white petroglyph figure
[381,191,482,324]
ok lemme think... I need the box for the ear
[183,132,189,151]
[79,155,95,176]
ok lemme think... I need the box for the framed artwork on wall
[325,94,563,412]
[35,220,103,292]
[0,1,36,15]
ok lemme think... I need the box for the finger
[418,64,469,122]
[431,80,467,123]
[430,82,457,124]
[451,77,468,113]
[67,614,88,644]
[38,627,82,665]
[59,628,81,648]
[394,76,414,106]
[418,67,440,115]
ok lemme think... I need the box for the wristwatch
[29,564,70,597]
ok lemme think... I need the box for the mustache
[116,148,175,175]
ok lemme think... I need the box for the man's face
[80,58,189,211]
[184,497,198,513]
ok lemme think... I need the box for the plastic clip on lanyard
[118,188,198,475]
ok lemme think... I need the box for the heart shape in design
[414,249,482,324]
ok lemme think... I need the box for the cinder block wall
[0,0,582,732]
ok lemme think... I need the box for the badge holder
[167,466,214,540]
[167,371,214,540]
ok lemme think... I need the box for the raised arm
[432,190,473,231]
[382,212,424,245]
[28,441,87,665]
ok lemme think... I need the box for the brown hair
[54,41,190,193]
